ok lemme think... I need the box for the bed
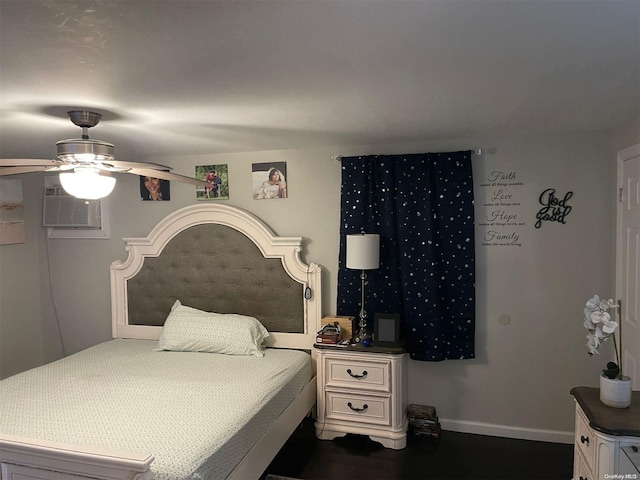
[0,203,323,480]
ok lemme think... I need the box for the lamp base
[353,312,371,344]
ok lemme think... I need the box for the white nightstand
[314,346,408,449]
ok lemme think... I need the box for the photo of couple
[195,164,229,200]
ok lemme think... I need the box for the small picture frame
[195,164,229,200]
[373,313,401,347]
[252,162,287,199]
[140,175,170,201]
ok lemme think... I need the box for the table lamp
[346,233,380,342]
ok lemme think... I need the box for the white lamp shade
[346,233,380,270]
[59,167,116,200]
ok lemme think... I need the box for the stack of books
[407,404,441,438]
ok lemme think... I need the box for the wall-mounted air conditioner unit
[43,186,101,228]
[42,177,110,239]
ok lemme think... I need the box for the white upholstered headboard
[110,203,322,349]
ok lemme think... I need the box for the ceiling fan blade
[0,166,52,175]
[107,160,174,171]
[127,168,207,187]
[0,158,60,167]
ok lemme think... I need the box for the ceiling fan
[0,110,206,200]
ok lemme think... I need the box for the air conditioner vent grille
[43,187,102,228]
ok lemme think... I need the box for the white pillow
[155,300,270,357]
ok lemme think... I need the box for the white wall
[1,127,635,441]
[0,174,45,378]
[613,116,640,151]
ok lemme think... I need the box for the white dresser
[571,387,640,480]
[314,346,408,449]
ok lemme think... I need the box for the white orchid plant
[584,295,622,379]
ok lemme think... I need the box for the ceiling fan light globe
[59,168,116,200]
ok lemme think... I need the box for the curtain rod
[331,149,483,162]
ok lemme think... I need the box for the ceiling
[1,0,638,163]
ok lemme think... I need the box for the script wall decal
[478,170,525,247]
[534,188,573,228]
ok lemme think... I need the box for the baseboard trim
[439,418,574,444]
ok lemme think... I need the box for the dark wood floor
[262,417,574,480]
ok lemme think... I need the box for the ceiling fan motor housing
[56,138,115,163]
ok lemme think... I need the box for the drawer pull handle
[346,368,368,379]
[347,402,368,412]
[580,435,589,445]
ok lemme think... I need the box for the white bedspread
[0,339,311,479]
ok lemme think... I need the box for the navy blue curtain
[337,151,475,361]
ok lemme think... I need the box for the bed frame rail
[0,433,154,479]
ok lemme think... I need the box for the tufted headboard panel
[126,223,303,332]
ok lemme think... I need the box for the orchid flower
[585,295,601,311]
[583,294,622,378]
[586,333,600,355]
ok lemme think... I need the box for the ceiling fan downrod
[67,110,102,139]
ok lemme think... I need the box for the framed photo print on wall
[195,164,229,200]
[140,175,170,201]
[0,178,25,244]
[252,162,287,199]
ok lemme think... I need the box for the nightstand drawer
[573,449,592,480]
[575,406,595,472]
[325,391,391,426]
[324,356,390,392]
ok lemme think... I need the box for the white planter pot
[600,375,632,408]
